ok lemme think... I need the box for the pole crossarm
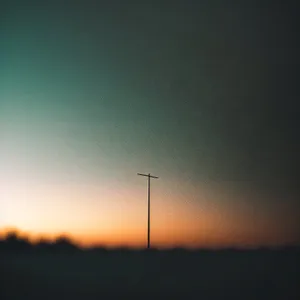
[137,172,158,249]
[137,173,159,179]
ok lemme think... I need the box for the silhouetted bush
[34,238,55,253]
[52,235,79,253]
[0,231,80,254]
[0,231,31,253]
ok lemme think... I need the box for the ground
[1,249,299,299]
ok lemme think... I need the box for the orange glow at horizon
[1,177,298,249]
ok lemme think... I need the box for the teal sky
[1,1,299,247]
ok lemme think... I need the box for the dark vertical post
[147,173,150,249]
[137,172,159,249]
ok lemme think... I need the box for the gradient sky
[1,0,299,248]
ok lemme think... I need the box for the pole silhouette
[137,173,159,249]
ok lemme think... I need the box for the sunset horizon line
[1,226,298,251]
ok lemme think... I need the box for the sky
[1,0,299,248]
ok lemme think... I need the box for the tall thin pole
[147,174,150,249]
[138,172,159,249]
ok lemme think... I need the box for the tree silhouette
[53,235,78,253]
[1,231,31,252]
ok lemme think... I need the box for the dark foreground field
[1,248,299,300]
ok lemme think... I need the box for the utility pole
[137,173,159,249]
